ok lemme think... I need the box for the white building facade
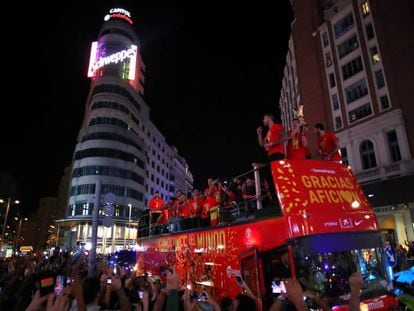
[57,8,193,253]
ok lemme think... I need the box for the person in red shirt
[148,191,164,234]
[204,178,221,226]
[156,200,173,234]
[257,114,288,161]
[148,191,164,211]
[188,189,204,228]
[287,118,310,160]
[179,193,192,230]
[314,123,342,162]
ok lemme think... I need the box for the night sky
[0,1,293,214]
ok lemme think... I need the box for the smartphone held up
[235,275,243,286]
[39,275,55,297]
[271,280,286,295]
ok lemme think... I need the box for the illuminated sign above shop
[104,8,133,24]
[87,41,137,80]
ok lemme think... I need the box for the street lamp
[0,198,20,250]
[15,216,28,251]
[124,204,132,248]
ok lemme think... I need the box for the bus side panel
[137,217,288,299]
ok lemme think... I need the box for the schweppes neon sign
[87,42,137,80]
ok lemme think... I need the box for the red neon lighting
[109,13,133,24]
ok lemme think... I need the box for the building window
[335,116,343,129]
[151,174,154,182]
[365,23,374,40]
[380,95,390,110]
[91,101,129,114]
[348,103,372,123]
[334,12,355,38]
[332,94,339,110]
[386,130,402,162]
[156,178,160,185]
[81,132,142,151]
[375,69,385,88]
[340,147,348,165]
[322,32,329,47]
[361,1,370,17]
[342,57,364,80]
[74,148,144,168]
[91,84,141,112]
[325,52,332,67]
[345,79,368,104]
[82,204,89,216]
[337,35,359,59]
[71,184,143,201]
[150,187,154,195]
[370,46,380,64]
[329,73,336,88]
[151,161,155,168]
[360,140,377,169]
[72,165,144,185]
[88,117,128,130]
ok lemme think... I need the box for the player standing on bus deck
[314,123,342,162]
[148,191,164,211]
[287,118,310,160]
[257,114,288,161]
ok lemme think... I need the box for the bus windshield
[294,247,389,306]
[293,232,388,306]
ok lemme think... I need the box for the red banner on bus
[271,160,379,237]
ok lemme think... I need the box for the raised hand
[165,269,180,293]
[46,293,71,311]
[284,278,306,310]
[25,290,50,311]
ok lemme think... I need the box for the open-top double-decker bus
[135,160,398,310]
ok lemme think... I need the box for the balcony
[355,159,414,184]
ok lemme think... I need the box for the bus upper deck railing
[137,162,282,238]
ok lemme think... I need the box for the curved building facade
[57,8,193,253]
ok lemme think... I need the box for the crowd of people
[142,113,342,237]
[144,175,274,236]
[0,247,369,311]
